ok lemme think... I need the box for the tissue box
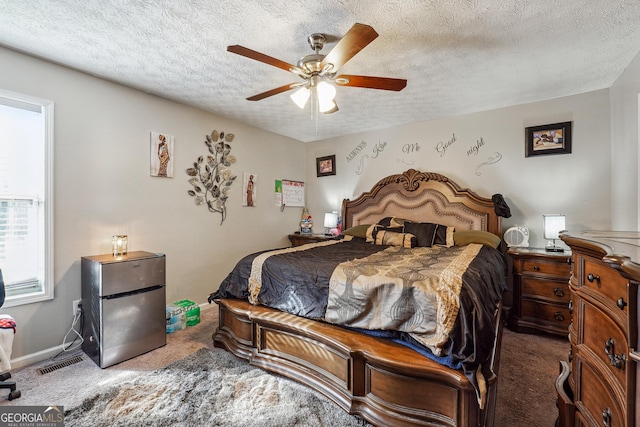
[173,299,200,327]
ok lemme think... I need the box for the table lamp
[543,214,565,252]
[323,212,338,236]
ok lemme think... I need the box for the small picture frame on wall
[150,131,174,177]
[316,155,336,177]
[525,121,572,157]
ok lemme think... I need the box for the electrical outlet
[72,299,81,316]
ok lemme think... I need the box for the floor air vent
[36,354,84,375]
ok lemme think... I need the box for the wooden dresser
[508,248,572,336]
[556,231,640,427]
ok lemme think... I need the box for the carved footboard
[213,298,503,427]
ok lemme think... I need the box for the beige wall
[610,51,640,230]
[0,46,306,364]
[2,41,637,366]
[304,90,612,249]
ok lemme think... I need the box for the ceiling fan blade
[246,83,302,101]
[320,23,378,72]
[335,75,407,91]
[227,45,305,75]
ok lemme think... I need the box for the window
[0,89,54,306]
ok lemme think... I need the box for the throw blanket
[325,244,481,356]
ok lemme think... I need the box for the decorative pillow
[402,222,455,247]
[342,224,371,239]
[442,226,455,247]
[366,224,403,243]
[374,230,416,248]
[453,230,502,249]
[389,217,409,227]
[377,217,395,227]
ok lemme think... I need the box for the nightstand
[288,233,337,247]
[507,247,572,337]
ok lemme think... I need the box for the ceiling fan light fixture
[321,102,339,114]
[290,86,310,109]
[318,97,337,113]
[317,80,336,99]
[317,81,337,113]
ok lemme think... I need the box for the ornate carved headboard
[341,169,502,237]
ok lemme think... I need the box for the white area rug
[63,348,370,427]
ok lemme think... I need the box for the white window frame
[0,88,54,307]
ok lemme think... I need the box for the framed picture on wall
[243,172,256,207]
[316,155,336,177]
[525,121,572,157]
[150,131,174,177]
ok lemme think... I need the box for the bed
[210,169,507,427]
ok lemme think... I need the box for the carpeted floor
[0,303,570,426]
[496,328,569,426]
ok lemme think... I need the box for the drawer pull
[616,297,627,310]
[533,265,540,271]
[554,312,565,322]
[568,300,573,314]
[553,287,565,297]
[602,407,611,427]
[587,273,600,283]
[604,338,626,369]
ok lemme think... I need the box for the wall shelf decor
[186,129,237,224]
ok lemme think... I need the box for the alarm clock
[504,226,529,248]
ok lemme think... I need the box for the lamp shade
[290,86,310,109]
[543,214,565,239]
[323,212,338,229]
[317,81,337,113]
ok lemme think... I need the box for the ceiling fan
[227,23,407,114]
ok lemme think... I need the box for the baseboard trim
[11,344,73,370]
[11,301,215,369]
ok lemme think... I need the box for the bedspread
[325,244,482,356]
[211,237,507,402]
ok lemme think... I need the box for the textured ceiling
[1,1,639,142]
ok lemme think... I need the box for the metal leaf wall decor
[186,130,237,224]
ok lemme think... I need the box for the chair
[0,269,21,400]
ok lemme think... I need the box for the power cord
[51,303,84,361]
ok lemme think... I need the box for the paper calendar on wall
[279,179,305,207]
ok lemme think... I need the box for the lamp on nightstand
[323,212,338,236]
[543,214,565,252]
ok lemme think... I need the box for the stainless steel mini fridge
[81,251,166,368]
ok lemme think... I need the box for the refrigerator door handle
[102,284,164,300]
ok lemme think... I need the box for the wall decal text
[346,140,367,163]
[467,137,485,156]
[353,140,388,175]
[435,133,457,157]
[371,140,387,158]
[402,142,421,154]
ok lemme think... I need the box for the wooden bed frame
[213,169,504,427]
